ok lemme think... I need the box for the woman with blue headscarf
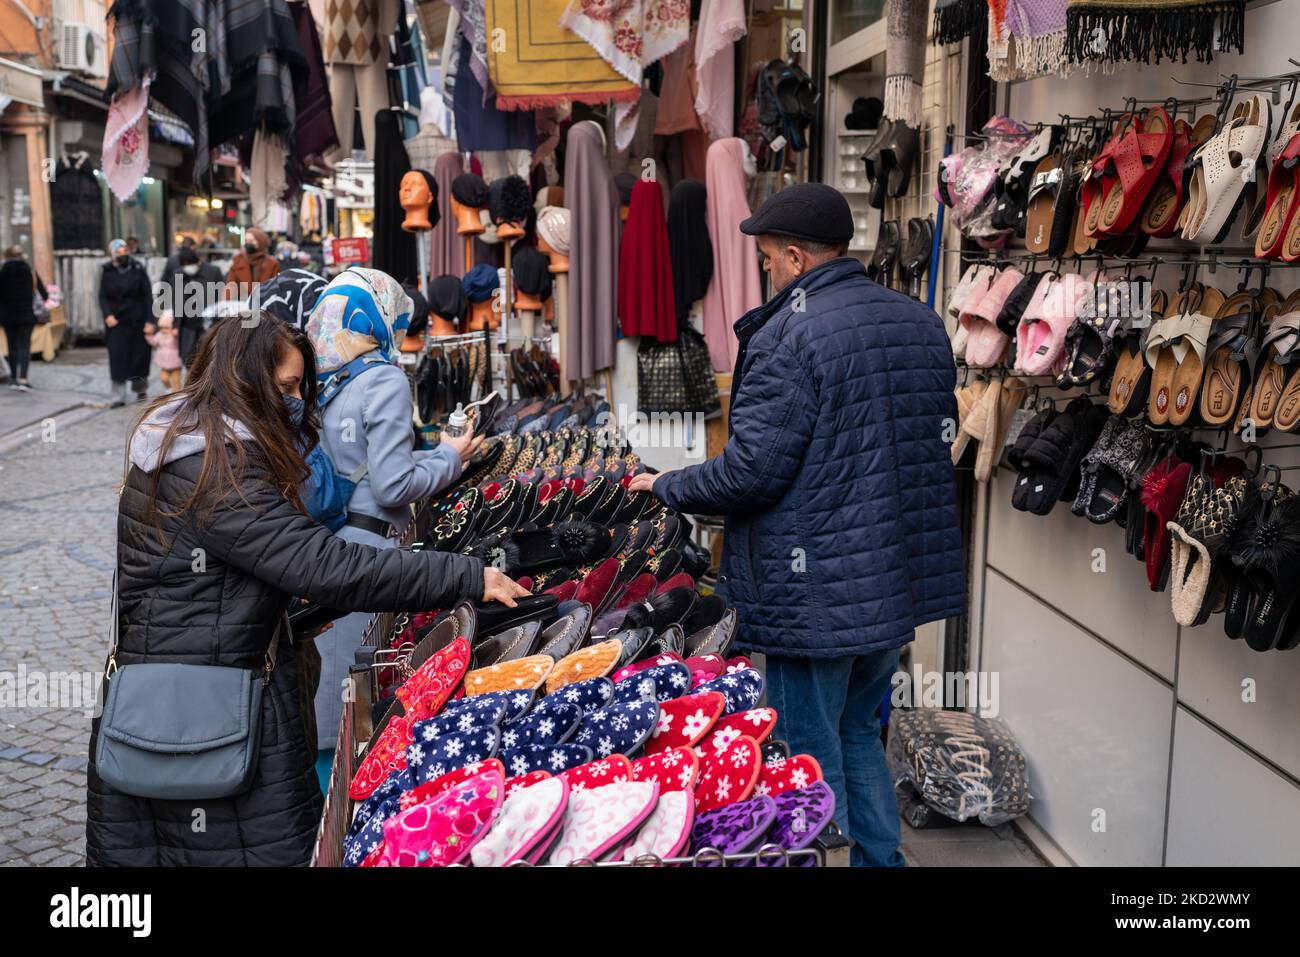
[304,267,505,781]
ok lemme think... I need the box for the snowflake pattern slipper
[559,754,633,791]
[499,742,595,777]
[572,700,660,757]
[631,747,700,792]
[612,661,693,703]
[500,700,582,749]
[693,734,762,812]
[693,668,765,715]
[612,652,683,683]
[406,726,502,784]
[538,676,615,715]
[440,687,535,722]
[754,754,824,797]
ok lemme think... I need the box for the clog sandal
[1070,416,1152,525]
[1245,102,1300,241]
[1253,290,1300,430]
[545,780,660,865]
[1145,284,1209,425]
[1254,130,1300,258]
[960,266,1023,368]
[1078,115,1131,238]
[1139,115,1215,238]
[1109,288,1167,415]
[1167,473,1250,628]
[1199,289,1271,429]
[470,775,569,867]
[1164,286,1227,426]
[1090,108,1174,237]
[1180,95,1271,244]
[1140,455,1193,592]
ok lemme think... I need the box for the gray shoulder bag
[95,574,282,801]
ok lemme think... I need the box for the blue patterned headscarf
[305,267,414,375]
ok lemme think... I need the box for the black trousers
[3,323,33,381]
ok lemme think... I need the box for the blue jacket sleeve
[359,367,463,508]
[655,334,816,516]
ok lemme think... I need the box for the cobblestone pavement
[0,349,141,866]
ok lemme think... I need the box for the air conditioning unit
[55,0,108,80]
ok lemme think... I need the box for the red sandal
[1139,114,1215,238]
[1088,107,1174,238]
[1256,131,1300,260]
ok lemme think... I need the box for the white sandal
[1179,94,1271,244]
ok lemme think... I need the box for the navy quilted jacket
[655,258,965,657]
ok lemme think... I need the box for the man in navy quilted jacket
[629,184,964,866]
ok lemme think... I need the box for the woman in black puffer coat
[87,316,527,866]
[0,246,48,389]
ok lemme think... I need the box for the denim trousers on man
[764,648,904,867]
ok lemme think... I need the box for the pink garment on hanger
[694,0,747,141]
[701,138,761,372]
[102,78,151,203]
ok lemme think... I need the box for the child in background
[145,312,183,391]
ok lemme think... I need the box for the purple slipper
[755,781,837,866]
[688,794,777,866]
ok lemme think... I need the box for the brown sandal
[1166,286,1225,426]
[1146,284,1200,425]
[1249,289,1300,430]
[1109,289,1166,415]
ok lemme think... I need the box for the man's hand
[482,567,530,607]
[441,431,486,465]
[105,315,118,328]
[627,470,667,495]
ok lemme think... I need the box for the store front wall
[968,0,1300,865]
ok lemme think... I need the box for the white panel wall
[982,573,1171,866]
[977,0,1300,864]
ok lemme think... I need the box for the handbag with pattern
[637,328,720,416]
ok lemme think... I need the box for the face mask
[245,243,259,255]
[182,264,199,276]
[283,393,305,431]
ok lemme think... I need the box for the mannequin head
[451,173,489,235]
[400,170,438,232]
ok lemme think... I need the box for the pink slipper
[961,266,1023,367]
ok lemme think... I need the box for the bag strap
[348,461,369,484]
[106,570,283,682]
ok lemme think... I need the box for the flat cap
[739,183,854,244]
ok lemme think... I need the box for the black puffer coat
[87,438,484,867]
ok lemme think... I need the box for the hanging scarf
[933,0,987,44]
[102,78,151,202]
[618,178,677,343]
[1064,0,1245,66]
[429,152,466,277]
[449,0,492,96]
[989,0,1070,80]
[701,139,761,373]
[885,0,927,127]
[564,121,620,379]
[307,268,414,377]
[694,0,747,141]
[667,179,713,329]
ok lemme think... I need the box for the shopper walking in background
[629,183,965,867]
[170,246,224,369]
[87,315,525,866]
[225,227,280,299]
[0,246,48,392]
[305,267,484,787]
[98,238,153,406]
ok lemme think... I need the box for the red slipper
[1090,107,1173,237]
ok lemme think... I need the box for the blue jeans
[765,649,904,867]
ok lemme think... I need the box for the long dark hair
[136,314,320,528]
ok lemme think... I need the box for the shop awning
[0,58,45,109]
